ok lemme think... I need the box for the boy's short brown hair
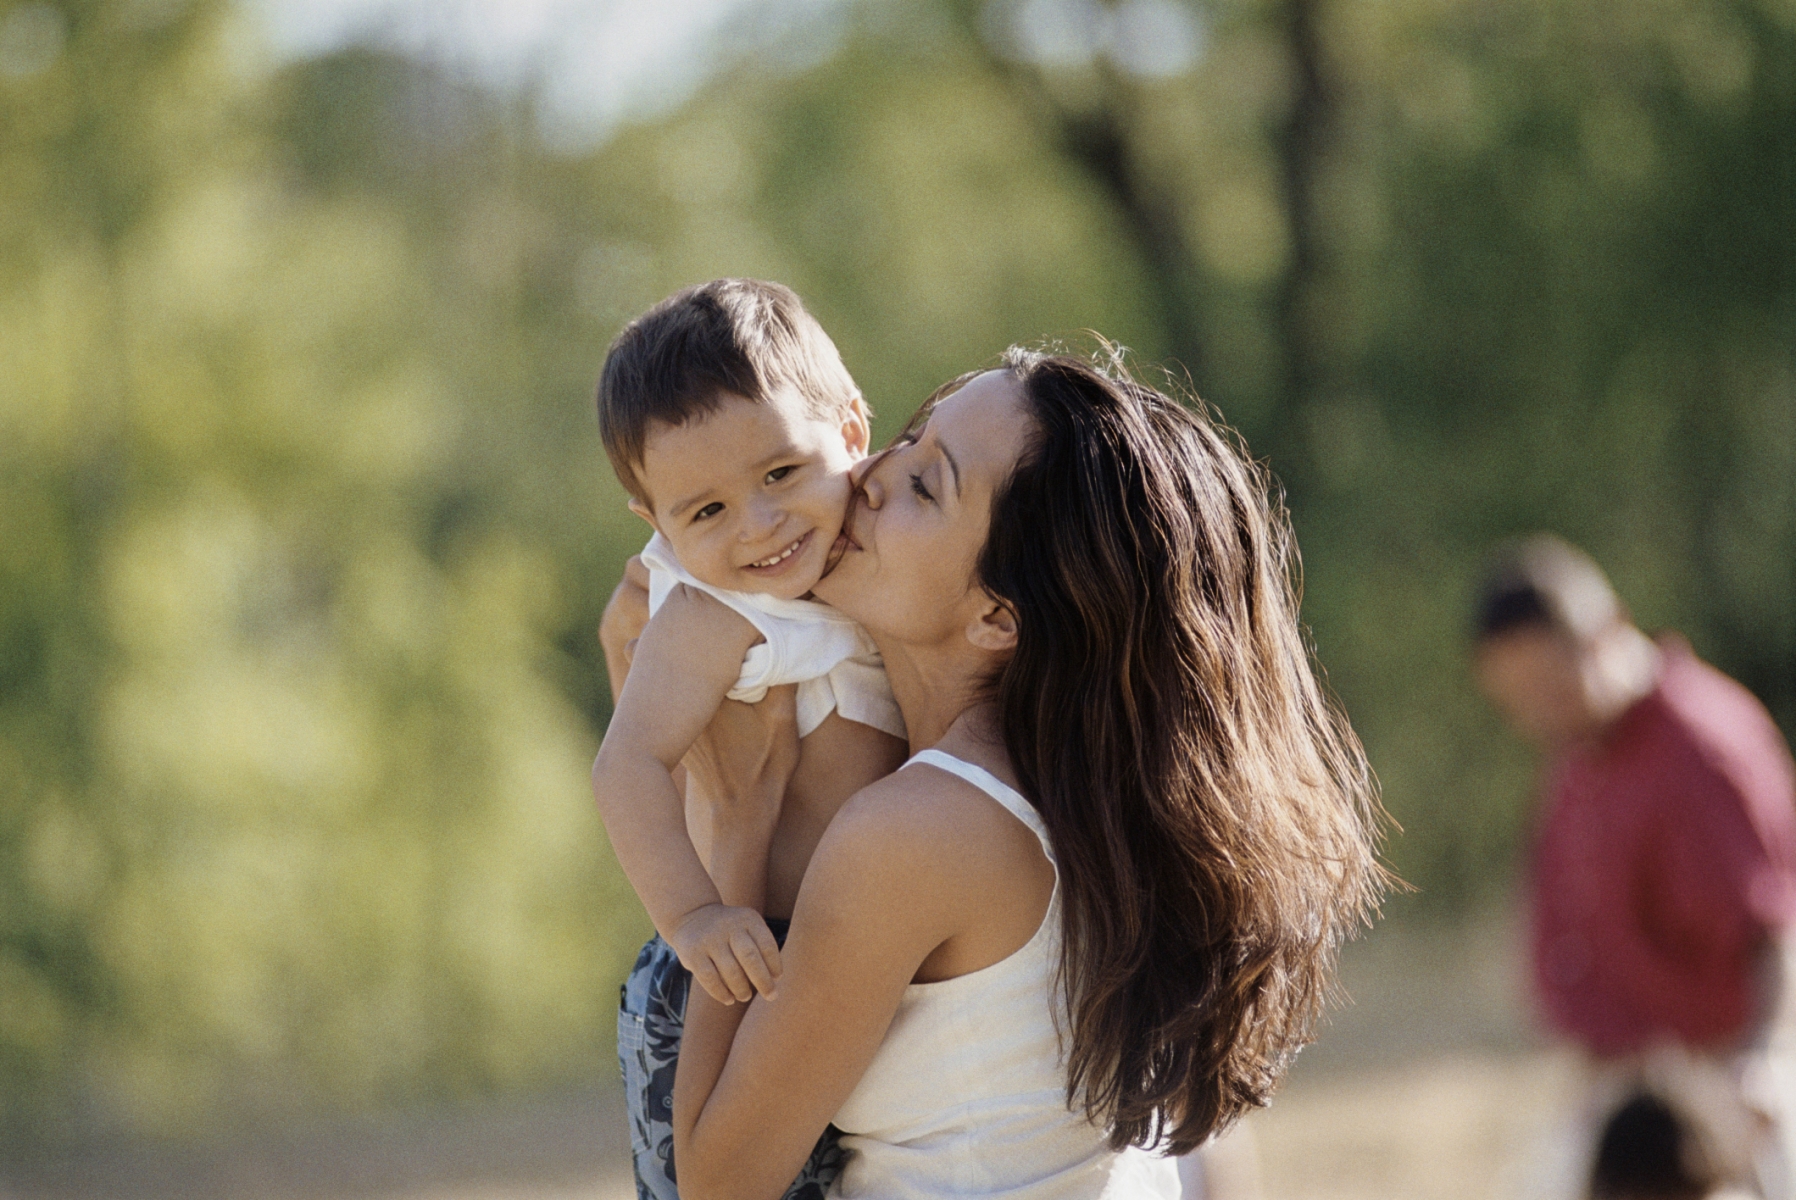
[597,279,861,502]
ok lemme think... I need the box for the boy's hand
[668,903,783,1004]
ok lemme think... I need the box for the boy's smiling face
[630,387,870,600]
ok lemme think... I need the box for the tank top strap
[905,748,1055,864]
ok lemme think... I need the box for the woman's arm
[599,555,651,706]
[673,763,1052,1200]
[674,785,944,1200]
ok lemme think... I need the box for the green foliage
[1295,0,1796,904]
[0,0,1790,1139]
[0,0,645,1139]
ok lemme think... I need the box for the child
[1586,1087,1771,1200]
[593,279,909,1200]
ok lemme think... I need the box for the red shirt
[1530,638,1796,1057]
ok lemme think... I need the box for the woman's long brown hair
[959,347,1386,1154]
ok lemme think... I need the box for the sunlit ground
[1243,904,1582,1200]
[0,1089,637,1200]
[1,904,1592,1200]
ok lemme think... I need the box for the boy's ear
[627,497,659,533]
[964,593,1018,653]
[841,396,872,458]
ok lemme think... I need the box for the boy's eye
[909,473,933,502]
[766,465,797,484]
[694,502,724,521]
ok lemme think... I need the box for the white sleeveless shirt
[829,749,1180,1200]
[640,533,904,740]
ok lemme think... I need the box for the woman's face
[813,370,1032,646]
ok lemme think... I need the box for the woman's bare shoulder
[798,751,1052,984]
[813,757,1042,890]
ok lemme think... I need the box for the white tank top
[828,749,1181,1200]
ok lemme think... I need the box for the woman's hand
[673,763,1003,1200]
[599,555,651,706]
[684,686,800,908]
[600,557,798,834]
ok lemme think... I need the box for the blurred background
[0,0,1791,1194]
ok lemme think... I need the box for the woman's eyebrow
[905,416,960,496]
[936,439,962,498]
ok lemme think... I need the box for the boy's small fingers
[748,922,781,975]
[713,953,754,1004]
[692,963,735,1006]
[731,934,777,999]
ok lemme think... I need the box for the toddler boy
[593,279,908,1199]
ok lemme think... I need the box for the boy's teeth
[753,538,801,568]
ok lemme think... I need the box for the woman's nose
[847,453,876,491]
[854,445,900,508]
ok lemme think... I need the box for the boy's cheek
[659,529,710,577]
[825,440,867,472]
[817,475,855,528]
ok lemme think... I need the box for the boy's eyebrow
[750,442,804,471]
[665,488,713,520]
[662,441,806,520]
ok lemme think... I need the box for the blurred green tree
[1296,0,1796,902]
[1,0,1791,1140]
[0,0,643,1138]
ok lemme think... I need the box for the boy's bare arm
[592,586,762,948]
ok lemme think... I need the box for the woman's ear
[965,595,1018,653]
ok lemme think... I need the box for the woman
[608,348,1383,1198]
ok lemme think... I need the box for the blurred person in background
[1588,1086,1755,1200]
[1473,535,1796,1197]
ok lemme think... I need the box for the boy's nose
[739,495,783,540]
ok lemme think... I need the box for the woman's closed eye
[909,473,934,502]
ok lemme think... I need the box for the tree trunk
[1271,0,1329,461]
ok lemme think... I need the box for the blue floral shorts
[618,919,846,1200]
